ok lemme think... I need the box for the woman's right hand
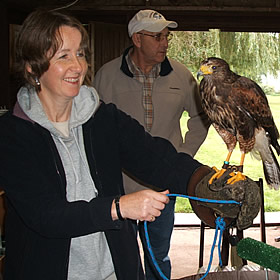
[111,189,170,222]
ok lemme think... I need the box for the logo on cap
[150,12,163,20]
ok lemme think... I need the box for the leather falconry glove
[187,166,261,230]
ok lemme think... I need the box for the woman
[0,9,202,280]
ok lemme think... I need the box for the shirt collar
[126,49,160,78]
[120,46,173,77]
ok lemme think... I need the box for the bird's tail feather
[262,147,280,190]
[266,126,280,156]
[271,138,280,156]
[253,129,280,189]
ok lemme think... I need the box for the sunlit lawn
[176,95,280,213]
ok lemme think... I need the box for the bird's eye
[212,66,217,70]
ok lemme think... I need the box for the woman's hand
[111,189,170,222]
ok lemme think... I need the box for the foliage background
[168,30,280,83]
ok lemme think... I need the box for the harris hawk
[197,57,280,190]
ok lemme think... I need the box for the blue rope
[199,217,226,279]
[217,218,225,267]
[144,193,241,280]
[167,193,241,205]
[144,221,169,280]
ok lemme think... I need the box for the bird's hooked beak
[197,65,213,80]
[197,70,203,80]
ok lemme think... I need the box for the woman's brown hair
[15,9,91,90]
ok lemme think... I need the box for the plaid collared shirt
[126,52,160,132]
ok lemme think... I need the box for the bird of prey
[197,57,280,190]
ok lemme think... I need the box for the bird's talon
[227,171,246,185]
[209,168,227,184]
[212,166,219,172]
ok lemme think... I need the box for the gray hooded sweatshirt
[17,85,115,280]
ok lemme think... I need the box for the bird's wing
[229,77,279,140]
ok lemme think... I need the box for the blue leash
[144,193,241,280]
[198,216,226,279]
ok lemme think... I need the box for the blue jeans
[139,197,176,280]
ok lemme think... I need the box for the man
[93,9,210,279]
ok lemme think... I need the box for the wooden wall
[90,22,131,77]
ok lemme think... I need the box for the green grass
[175,94,280,213]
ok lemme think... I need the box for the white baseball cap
[128,10,178,37]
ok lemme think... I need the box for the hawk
[197,57,280,190]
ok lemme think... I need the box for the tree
[168,30,280,83]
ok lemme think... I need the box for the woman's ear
[26,63,41,87]
[26,63,32,74]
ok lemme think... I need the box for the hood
[17,85,100,138]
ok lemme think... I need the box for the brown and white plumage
[197,57,280,190]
